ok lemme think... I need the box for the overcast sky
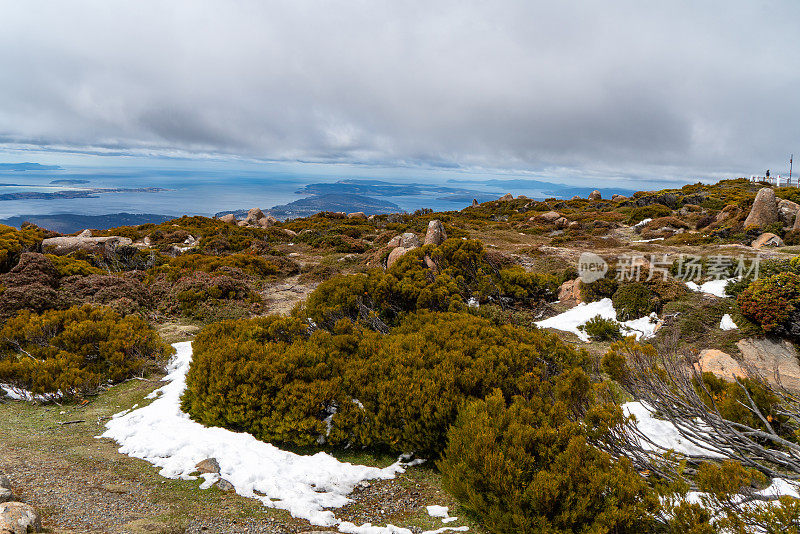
[0,1,798,183]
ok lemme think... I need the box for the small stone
[195,458,220,474]
[216,479,234,492]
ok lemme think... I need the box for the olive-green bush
[438,384,659,534]
[181,311,586,456]
[612,283,659,321]
[737,272,800,338]
[0,304,173,400]
[299,239,558,329]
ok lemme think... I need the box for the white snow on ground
[686,278,735,298]
[0,384,55,401]
[101,342,467,534]
[719,314,738,330]
[634,218,653,228]
[535,298,658,342]
[427,505,449,518]
[623,401,725,458]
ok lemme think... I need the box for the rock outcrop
[743,187,780,228]
[694,349,746,381]
[588,190,602,200]
[498,193,514,201]
[738,337,800,390]
[218,213,237,224]
[388,233,420,249]
[751,232,784,249]
[0,502,42,534]
[347,212,367,219]
[41,235,133,256]
[557,278,582,305]
[777,199,800,226]
[257,215,277,228]
[424,220,447,246]
[0,474,11,503]
[386,246,413,269]
[538,211,562,223]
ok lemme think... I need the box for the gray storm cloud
[0,0,798,177]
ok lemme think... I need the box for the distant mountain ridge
[0,213,174,233]
[217,193,402,220]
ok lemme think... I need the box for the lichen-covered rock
[0,473,11,503]
[257,215,277,228]
[694,349,746,382]
[0,502,42,534]
[751,232,784,249]
[538,211,562,222]
[388,232,420,249]
[743,187,779,228]
[424,220,447,246]
[777,199,800,226]
[41,235,133,256]
[195,457,220,474]
[738,337,800,390]
[557,278,582,305]
[386,246,413,269]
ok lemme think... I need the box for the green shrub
[300,239,557,329]
[628,205,672,224]
[0,304,173,400]
[612,283,659,321]
[737,272,800,338]
[581,276,619,303]
[44,254,104,277]
[181,311,586,456]
[0,224,46,272]
[580,315,623,341]
[438,386,659,534]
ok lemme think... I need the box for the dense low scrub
[181,311,586,456]
[438,386,659,534]
[299,238,559,329]
[0,304,172,400]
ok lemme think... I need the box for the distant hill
[0,213,174,233]
[50,179,89,185]
[217,193,403,220]
[0,162,62,171]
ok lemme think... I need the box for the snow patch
[686,278,735,298]
[427,505,449,518]
[623,402,724,458]
[100,342,467,534]
[535,298,657,342]
[719,314,738,331]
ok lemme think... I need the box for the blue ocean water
[0,164,509,218]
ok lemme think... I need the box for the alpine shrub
[0,304,173,400]
[580,315,623,341]
[737,272,800,338]
[438,384,659,534]
[612,283,659,321]
[181,311,586,456]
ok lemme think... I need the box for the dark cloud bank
[0,1,798,182]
